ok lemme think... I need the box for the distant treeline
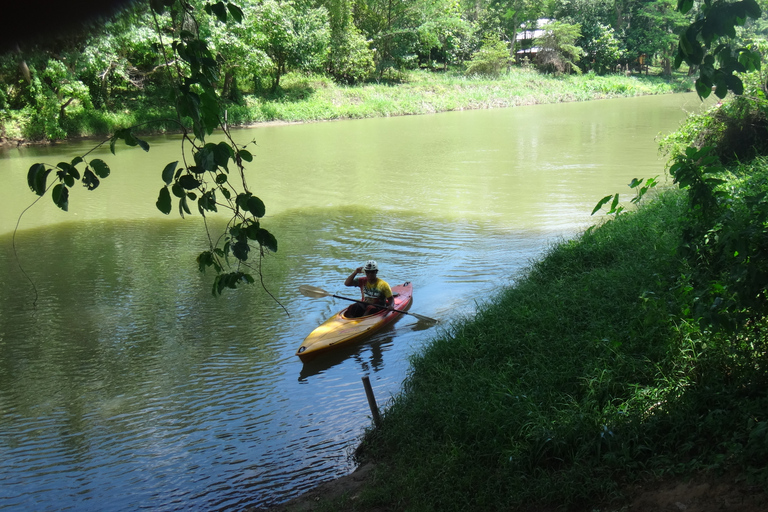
[1,0,765,140]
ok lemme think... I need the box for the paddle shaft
[298,284,438,324]
[330,293,410,316]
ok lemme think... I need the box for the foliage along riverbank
[1,68,692,146]
[270,85,768,511]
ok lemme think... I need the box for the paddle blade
[298,285,331,298]
[408,311,438,326]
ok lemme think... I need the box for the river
[0,93,707,511]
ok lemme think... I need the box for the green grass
[349,182,768,511]
[242,69,691,125]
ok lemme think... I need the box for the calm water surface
[0,94,707,510]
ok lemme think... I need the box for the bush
[465,37,510,77]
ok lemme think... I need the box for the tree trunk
[59,97,74,123]
[222,70,234,98]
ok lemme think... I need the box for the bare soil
[252,465,768,512]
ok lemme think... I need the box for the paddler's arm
[345,267,363,287]
[386,295,395,309]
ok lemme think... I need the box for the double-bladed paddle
[298,284,438,325]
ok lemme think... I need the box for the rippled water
[1,211,544,511]
[0,94,708,510]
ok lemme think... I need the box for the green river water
[0,93,708,511]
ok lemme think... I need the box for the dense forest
[1,0,766,142]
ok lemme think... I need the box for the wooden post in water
[361,376,381,427]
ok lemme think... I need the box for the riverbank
[255,187,768,512]
[0,68,692,148]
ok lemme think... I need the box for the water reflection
[298,328,398,382]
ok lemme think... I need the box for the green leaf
[135,136,150,152]
[227,3,244,22]
[725,74,744,95]
[199,88,220,136]
[156,186,172,215]
[677,0,694,13]
[247,196,266,217]
[743,0,762,18]
[214,142,233,169]
[197,250,213,272]
[255,227,278,252]
[52,184,69,211]
[150,0,167,14]
[236,192,251,210]
[211,2,228,23]
[738,49,761,72]
[70,156,83,167]
[179,174,202,190]
[172,183,185,198]
[695,79,712,99]
[608,193,620,213]
[238,149,253,162]
[82,169,100,191]
[199,190,218,213]
[232,240,250,261]
[215,173,228,184]
[27,163,49,195]
[179,195,191,216]
[162,161,178,185]
[591,195,613,215]
[196,145,217,172]
[57,162,74,174]
[714,82,729,99]
[90,159,110,179]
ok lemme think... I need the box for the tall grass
[240,69,691,125]
[353,185,768,511]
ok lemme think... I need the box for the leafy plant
[669,145,726,214]
[534,21,585,75]
[21,0,279,298]
[675,0,763,98]
[592,176,659,217]
[465,36,509,76]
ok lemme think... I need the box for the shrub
[465,37,510,77]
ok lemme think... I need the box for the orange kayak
[296,282,413,362]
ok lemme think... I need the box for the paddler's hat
[363,260,378,272]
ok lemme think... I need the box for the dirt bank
[252,464,768,512]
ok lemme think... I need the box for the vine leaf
[52,184,69,211]
[27,163,50,196]
[156,187,172,215]
[90,159,110,178]
[162,161,179,185]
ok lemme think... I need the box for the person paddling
[344,260,394,318]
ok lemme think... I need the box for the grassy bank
[3,68,692,142]
[338,165,768,510]
[223,68,691,126]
